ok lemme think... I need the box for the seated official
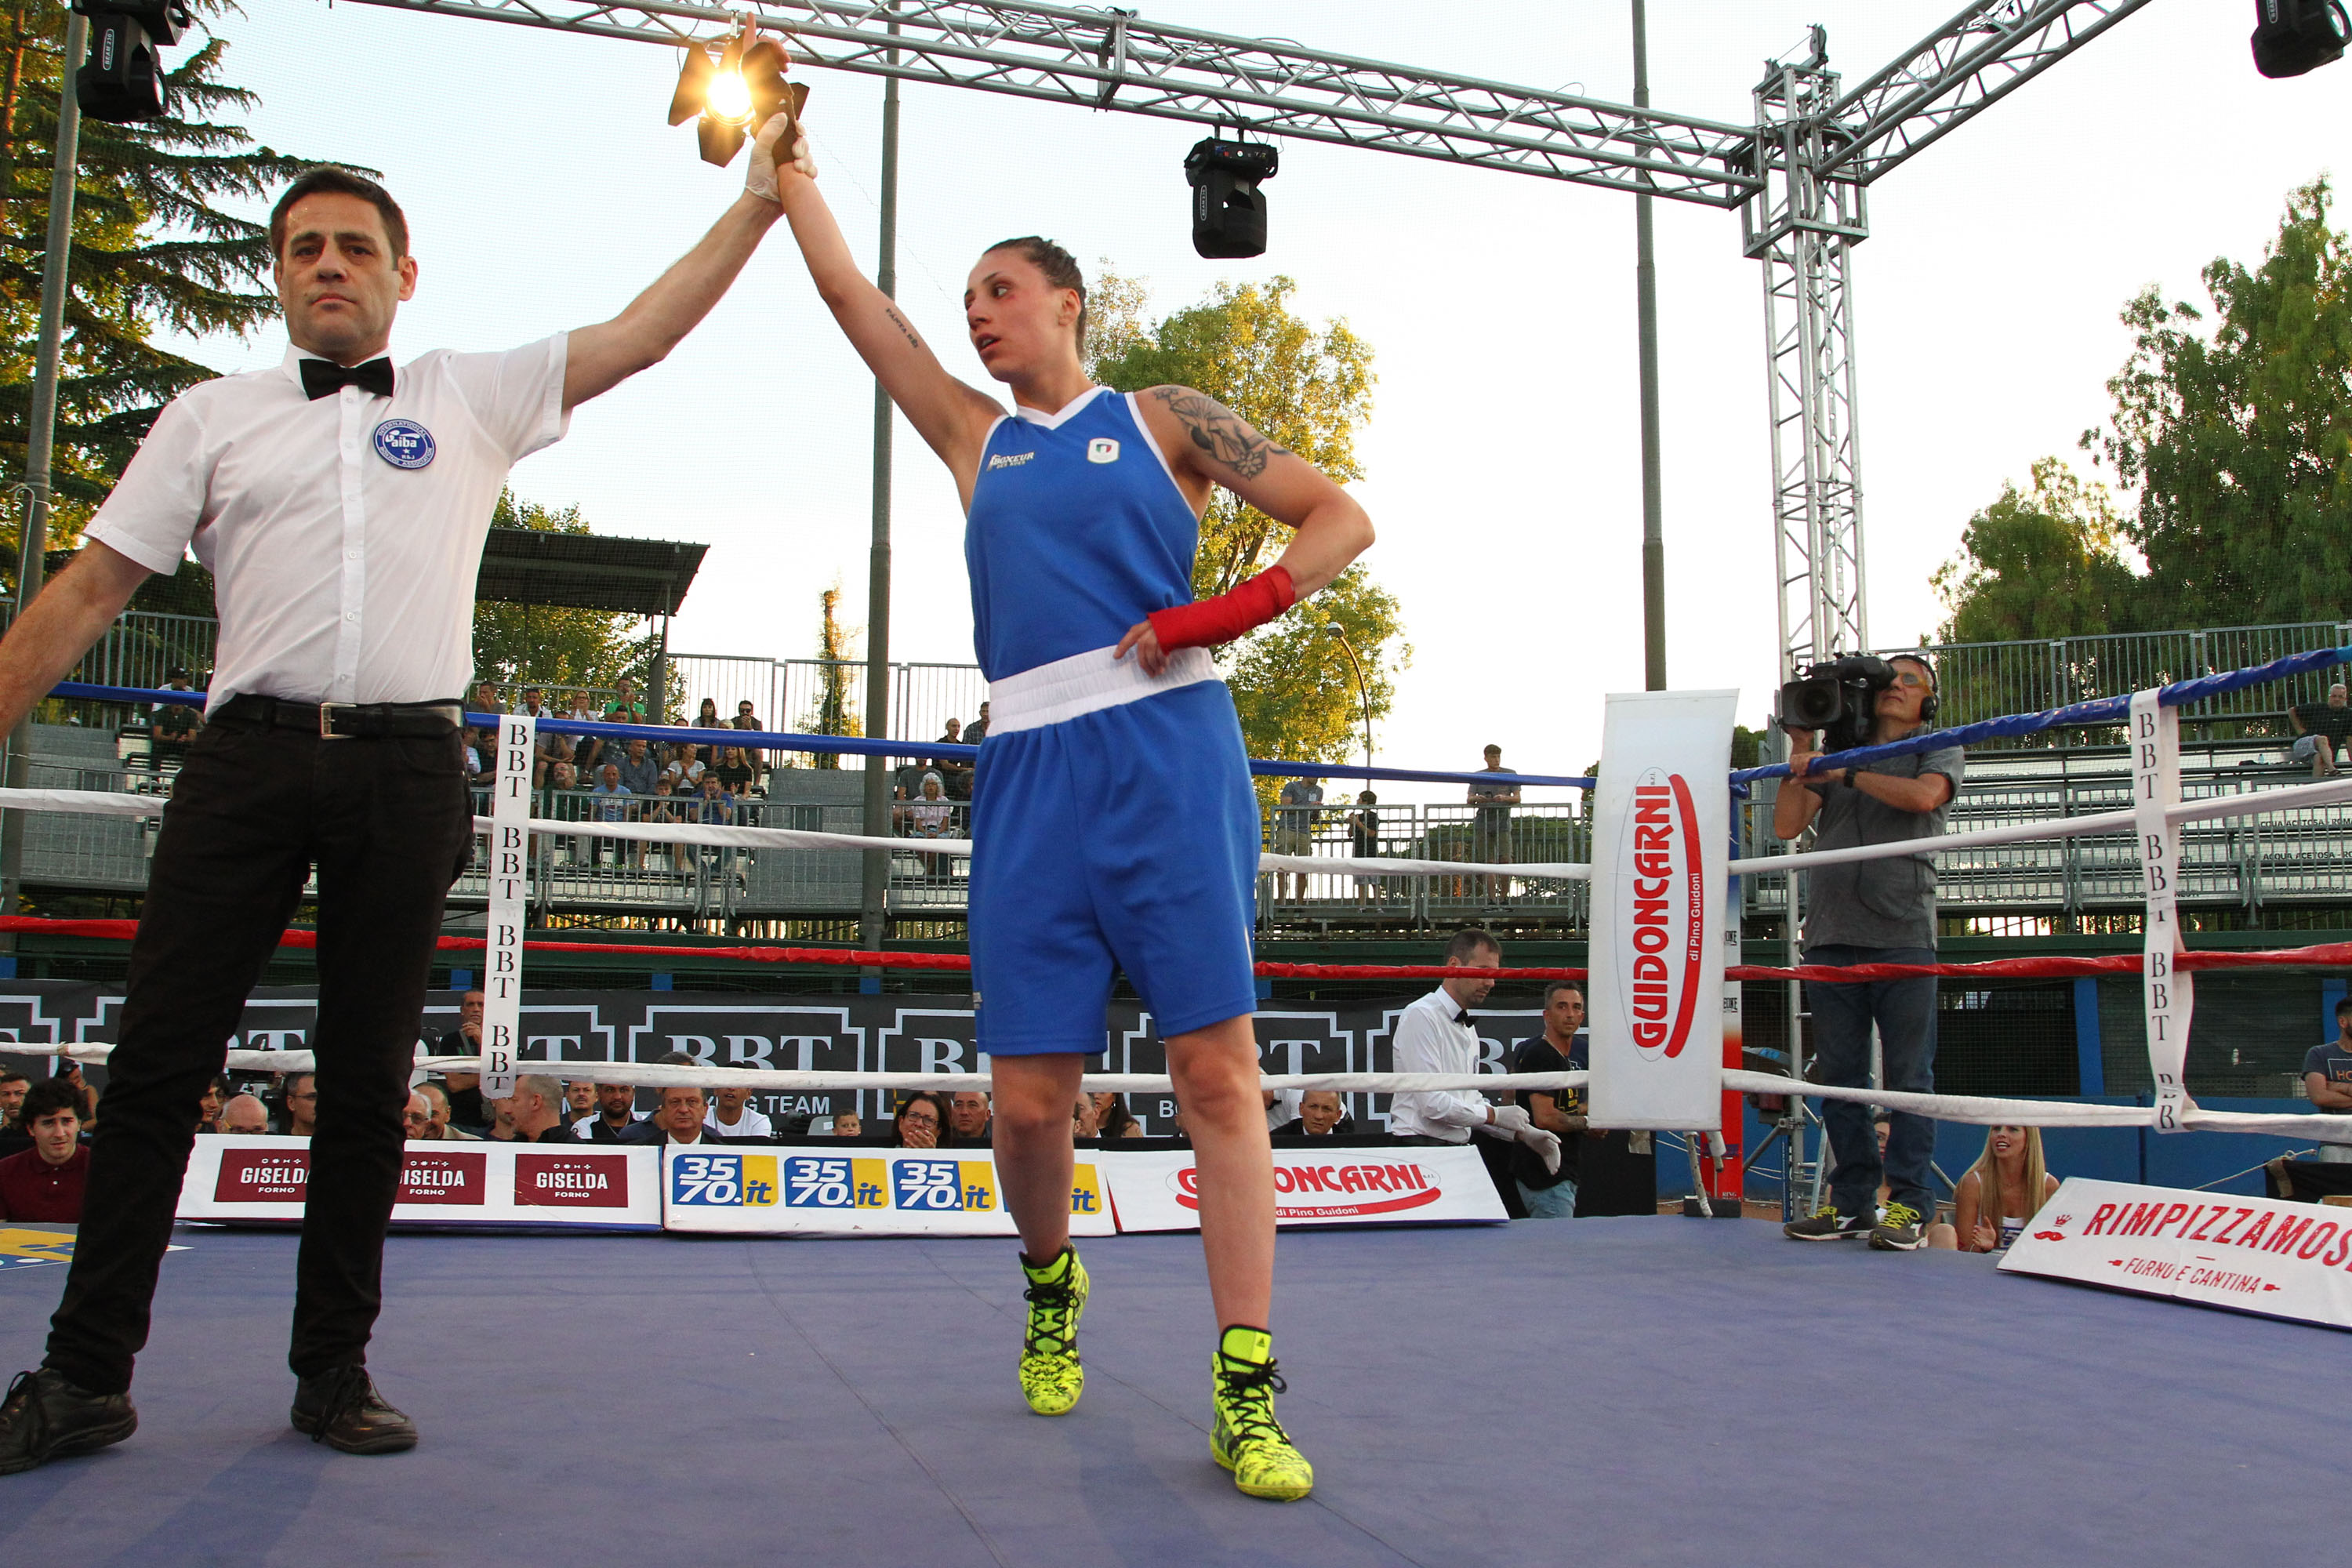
[0,1080,90,1222]
[706,1086,773,1141]
[891,1092,950,1149]
[496,1076,574,1144]
[1090,1093,1140,1139]
[1273,1091,1352,1139]
[218,1094,272,1136]
[621,1083,722,1145]
[401,1092,436,1141]
[0,1069,27,1124]
[573,1082,647,1142]
[1929,1126,2059,1252]
[949,1091,993,1147]
[412,1083,480,1142]
[195,1074,230,1135]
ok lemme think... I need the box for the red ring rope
[2,916,2346,984]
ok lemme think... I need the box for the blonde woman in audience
[1929,1125,2058,1252]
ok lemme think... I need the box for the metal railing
[663,654,988,751]
[1876,620,2352,748]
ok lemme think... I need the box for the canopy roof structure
[474,528,707,617]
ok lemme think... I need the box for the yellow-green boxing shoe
[1210,1326,1314,1501]
[1018,1245,1089,1416]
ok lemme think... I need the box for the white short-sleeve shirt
[84,339,569,712]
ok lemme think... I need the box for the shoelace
[1811,1205,1841,1221]
[1882,1203,1921,1230]
[3,1370,49,1454]
[1022,1278,1078,1356]
[307,1367,370,1445]
[1214,1357,1290,1445]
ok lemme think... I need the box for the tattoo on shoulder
[883,306,923,352]
[1149,387,1290,480]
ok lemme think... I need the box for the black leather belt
[213,694,465,739]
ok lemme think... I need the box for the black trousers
[43,716,473,1393]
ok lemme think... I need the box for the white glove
[1483,1104,1534,1138]
[744,115,814,204]
[1519,1126,1563,1176]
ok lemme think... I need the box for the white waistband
[987,643,1220,735]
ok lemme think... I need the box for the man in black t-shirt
[1510,981,1591,1218]
[2302,998,2352,1163]
[2290,684,2352,777]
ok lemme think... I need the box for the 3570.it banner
[661,1145,1118,1237]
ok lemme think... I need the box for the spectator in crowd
[0,1069,27,1125]
[712,746,757,797]
[698,773,738,831]
[459,728,492,786]
[1387,928,1561,1210]
[195,1075,229,1135]
[1509,981,1591,1219]
[731,699,762,731]
[220,1094,271,1136]
[498,1076,572,1144]
[532,728,571,789]
[891,1091,949,1149]
[1775,652,1962,1251]
[590,763,633,865]
[1933,1126,2058,1253]
[663,741,706,796]
[1072,1094,1101,1138]
[1272,775,1323,901]
[514,684,552,719]
[149,666,202,766]
[962,700,991,747]
[572,1083,645,1142]
[1091,1093,1141,1138]
[281,1073,320,1138]
[563,691,604,775]
[896,775,953,873]
[623,1083,720,1147]
[401,1092,434,1141]
[695,697,725,729]
[548,757,578,793]
[949,1091,993,1147]
[831,1111,863,1138]
[563,1082,596,1126]
[639,778,683,871]
[2289,683,2352,778]
[931,717,974,800]
[48,1060,95,1127]
[480,1094,514,1141]
[614,737,661,797]
[1468,745,1521,903]
[414,1083,480,1142]
[707,1087,773,1140]
[1289,1091,1348,1137]
[605,676,645,722]
[435,993,488,1127]
[0,1080,89,1222]
[1350,790,1385,906]
[470,681,501,720]
[2303,997,2352,1163]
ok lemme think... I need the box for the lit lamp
[668,31,808,167]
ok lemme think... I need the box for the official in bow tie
[1385,927,1560,1215]
[0,113,808,1476]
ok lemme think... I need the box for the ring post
[2129,689,2191,1132]
[483,713,535,1099]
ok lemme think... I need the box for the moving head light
[1185,136,1279,259]
[2253,0,2348,78]
[72,0,189,124]
[1777,655,1896,756]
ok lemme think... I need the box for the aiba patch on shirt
[372,418,437,470]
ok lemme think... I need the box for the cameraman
[1772,654,1961,1252]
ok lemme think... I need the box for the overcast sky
[153,1,2349,799]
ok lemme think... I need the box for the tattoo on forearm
[1150,387,1289,480]
[884,307,922,351]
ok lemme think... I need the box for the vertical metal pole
[1632,0,1667,692]
[857,55,900,964]
[1,13,88,919]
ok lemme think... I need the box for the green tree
[797,582,861,768]
[2,3,344,573]
[468,491,655,695]
[1932,457,2141,644]
[1089,273,1401,786]
[2083,178,2352,626]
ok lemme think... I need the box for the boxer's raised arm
[562,114,792,412]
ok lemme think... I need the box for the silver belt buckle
[318,701,354,740]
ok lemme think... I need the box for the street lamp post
[1321,623,1374,771]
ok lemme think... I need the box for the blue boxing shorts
[968,673,1261,1056]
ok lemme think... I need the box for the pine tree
[1,1,350,584]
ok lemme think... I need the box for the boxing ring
[5,652,2352,1565]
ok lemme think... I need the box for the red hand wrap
[1145,565,1297,652]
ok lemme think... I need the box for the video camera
[1777,654,1896,755]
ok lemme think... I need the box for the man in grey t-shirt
[1772,653,1962,1251]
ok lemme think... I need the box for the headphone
[1892,654,1940,725]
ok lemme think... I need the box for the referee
[0,115,802,1474]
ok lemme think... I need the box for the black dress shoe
[0,1368,138,1475]
[289,1367,417,1455]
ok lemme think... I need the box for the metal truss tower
[339,0,2158,681]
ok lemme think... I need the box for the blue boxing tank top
[964,387,1201,682]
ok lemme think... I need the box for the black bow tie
[1454,1009,1473,1027]
[299,357,394,401]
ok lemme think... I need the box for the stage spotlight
[667,31,808,169]
[71,0,188,124]
[2252,0,2347,77]
[1185,136,1280,259]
